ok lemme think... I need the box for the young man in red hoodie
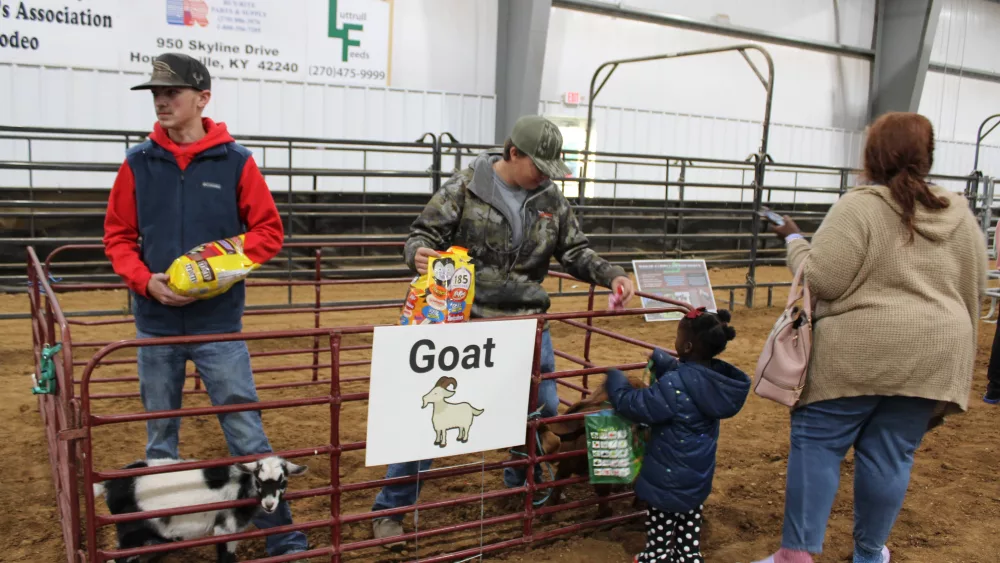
[103,53,308,558]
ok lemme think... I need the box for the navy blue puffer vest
[127,139,251,336]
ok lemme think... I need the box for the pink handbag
[754,260,813,407]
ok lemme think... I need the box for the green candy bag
[585,409,645,485]
[585,360,655,485]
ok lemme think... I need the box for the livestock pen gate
[28,241,697,563]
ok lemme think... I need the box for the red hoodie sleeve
[103,161,153,297]
[237,155,284,264]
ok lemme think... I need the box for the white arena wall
[1,0,999,203]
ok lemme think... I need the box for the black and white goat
[92,456,307,563]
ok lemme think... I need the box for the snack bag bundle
[399,246,475,325]
[165,235,260,299]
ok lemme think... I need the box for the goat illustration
[421,376,485,448]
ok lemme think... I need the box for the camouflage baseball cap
[131,53,212,91]
[510,115,572,179]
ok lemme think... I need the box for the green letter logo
[328,0,363,62]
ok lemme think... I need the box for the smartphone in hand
[758,207,785,227]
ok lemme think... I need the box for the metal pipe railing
[61,261,692,562]
[26,239,704,561]
[4,124,988,309]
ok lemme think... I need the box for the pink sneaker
[754,547,887,563]
[753,549,815,563]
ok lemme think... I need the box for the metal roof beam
[551,0,875,60]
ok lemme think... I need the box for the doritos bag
[399,246,475,325]
[165,235,260,299]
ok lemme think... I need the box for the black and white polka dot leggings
[635,505,704,562]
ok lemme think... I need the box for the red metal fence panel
[28,243,692,562]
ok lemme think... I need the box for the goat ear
[236,462,256,474]
[285,462,308,476]
[539,430,562,456]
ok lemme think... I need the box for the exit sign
[564,91,581,105]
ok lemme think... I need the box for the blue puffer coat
[605,348,751,514]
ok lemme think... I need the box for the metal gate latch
[31,343,63,395]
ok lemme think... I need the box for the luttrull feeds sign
[365,319,537,467]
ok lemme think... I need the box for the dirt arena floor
[2,265,998,562]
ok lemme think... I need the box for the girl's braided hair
[680,307,736,358]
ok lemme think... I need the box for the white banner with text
[0,0,392,86]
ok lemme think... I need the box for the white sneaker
[881,546,891,562]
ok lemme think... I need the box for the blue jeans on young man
[780,395,937,563]
[371,329,560,521]
[136,329,309,556]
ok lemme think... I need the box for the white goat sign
[365,319,536,467]
[421,376,485,447]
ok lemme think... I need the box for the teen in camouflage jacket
[404,149,627,320]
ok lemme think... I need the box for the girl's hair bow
[684,307,707,320]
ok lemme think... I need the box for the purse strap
[786,260,813,321]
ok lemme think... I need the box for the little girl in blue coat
[605,307,751,563]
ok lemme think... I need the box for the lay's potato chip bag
[165,235,260,299]
[400,246,475,325]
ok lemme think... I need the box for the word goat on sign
[421,376,485,448]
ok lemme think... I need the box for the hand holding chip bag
[399,246,475,325]
[165,234,260,299]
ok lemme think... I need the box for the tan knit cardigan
[786,184,987,415]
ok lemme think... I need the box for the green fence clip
[31,343,62,395]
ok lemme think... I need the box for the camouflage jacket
[404,150,627,320]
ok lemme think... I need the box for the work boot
[372,517,406,551]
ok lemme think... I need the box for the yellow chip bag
[399,246,475,325]
[165,235,260,299]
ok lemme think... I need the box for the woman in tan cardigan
[752,112,987,563]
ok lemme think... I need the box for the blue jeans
[135,329,309,556]
[781,396,937,562]
[371,329,559,521]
